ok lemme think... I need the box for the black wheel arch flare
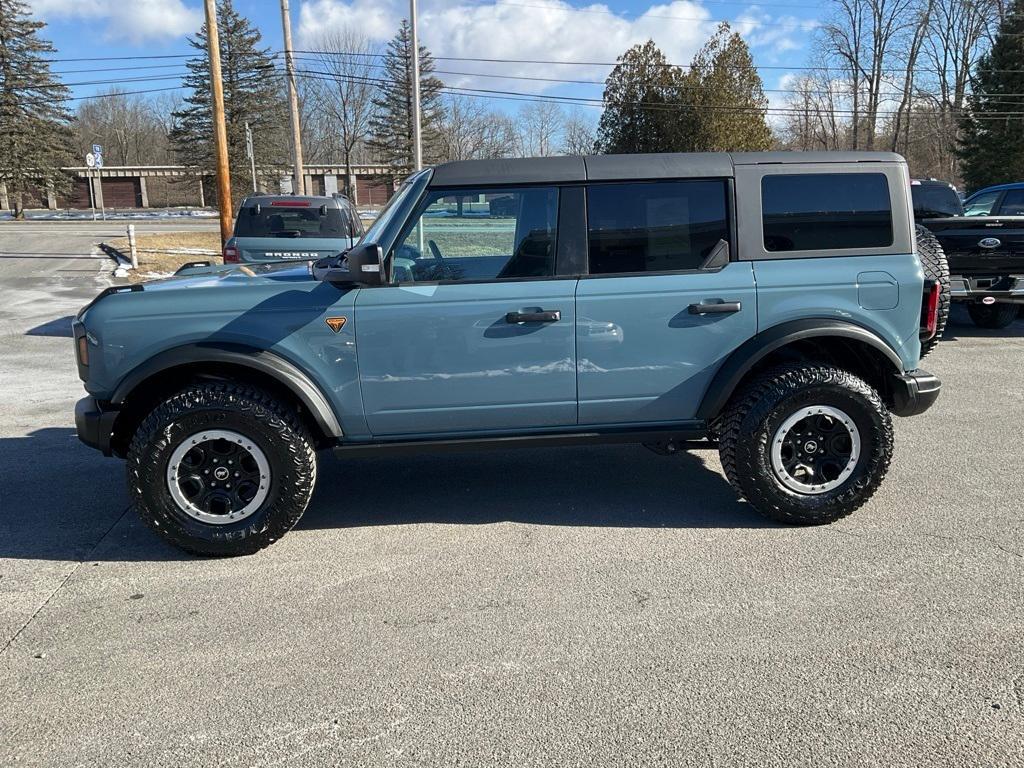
[110,343,344,442]
[696,318,905,420]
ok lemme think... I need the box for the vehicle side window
[348,207,364,238]
[586,180,729,274]
[762,173,892,252]
[997,189,1024,216]
[390,187,558,283]
[964,190,1000,216]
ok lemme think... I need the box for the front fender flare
[110,343,343,439]
[696,318,905,420]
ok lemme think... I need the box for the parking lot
[1,223,1022,766]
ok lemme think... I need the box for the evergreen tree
[0,0,73,218]
[680,23,772,152]
[958,0,1024,192]
[171,0,287,203]
[596,40,684,154]
[367,19,444,169]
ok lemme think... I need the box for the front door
[356,185,577,437]
[575,179,757,425]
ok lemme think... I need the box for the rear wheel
[915,225,949,357]
[718,364,893,525]
[127,382,317,556]
[967,302,1018,329]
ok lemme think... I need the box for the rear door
[575,179,756,425]
[355,185,578,436]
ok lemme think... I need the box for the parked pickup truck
[917,180,1024,328]
[74,152,944,556]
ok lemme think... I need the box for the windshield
[235,201,352,239]
[911,184,963,219]
[361,170,431,246]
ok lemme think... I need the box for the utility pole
[409,0,423,171]
[280,0,305,195]
[245,122,257,193]
[204,0,233,246]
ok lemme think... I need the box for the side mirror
[313,242,385,286]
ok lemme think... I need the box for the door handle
[505,309,561,324]
[688,300,742,315]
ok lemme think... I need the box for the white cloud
[30,0,202,44]
[733,7,818,58]
[298,0,720,94]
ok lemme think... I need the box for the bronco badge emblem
[325,316,347,333]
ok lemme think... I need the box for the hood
[143,260,317,291]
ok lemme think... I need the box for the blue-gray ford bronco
[73,152,945,556]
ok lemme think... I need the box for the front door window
[391,187,558,283]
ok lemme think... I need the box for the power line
[292,49,1024,76]
[287,67,1024,119]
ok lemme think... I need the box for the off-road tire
[916,224,949,357]
[127,382,317,556]
[718,364,893,525]
[967,302,1018,329]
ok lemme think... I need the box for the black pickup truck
[914,179,1024,329]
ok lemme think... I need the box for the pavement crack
[0,505,131,659]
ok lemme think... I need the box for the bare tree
[561,108,596,155]
[76,89,171,165]
[918,0,1000,178]
[436,96,517,160]
[890,0,934,153]
[820,0,919,150]
[304,30,378,196]
[517,101,565,157]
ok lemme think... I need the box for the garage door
[355,177,394,207]
[101,178,142,208]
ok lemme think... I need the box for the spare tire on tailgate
[916,224,949,358]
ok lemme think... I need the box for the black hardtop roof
[427,151,906,187]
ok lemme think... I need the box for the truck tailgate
[921,216,1024,273]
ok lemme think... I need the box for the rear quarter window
[762,173,893,252]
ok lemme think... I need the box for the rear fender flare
[696,319,904,420]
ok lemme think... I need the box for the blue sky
[29,0,826,121]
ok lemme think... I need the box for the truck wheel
[126,382,317,556]
[967,302,1018,329]
[718,364,893,525]
[915,225,949,357]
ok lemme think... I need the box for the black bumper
[890,370,941,417]
[75,396,119,456]
[949,275,1024,305]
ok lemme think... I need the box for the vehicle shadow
[0,428,191,563]
[301,444,770,530]
[941,304,1024,340]
[0,431,769,564]
[25,315,75,337]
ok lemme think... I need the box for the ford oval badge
[978,237,1001,249]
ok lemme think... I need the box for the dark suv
[223,194,363,264]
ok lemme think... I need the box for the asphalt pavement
[0,221,1022,767]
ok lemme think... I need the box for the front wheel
[967,302,1018,329]
[718,364,893,525]
[127,382,317,556]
